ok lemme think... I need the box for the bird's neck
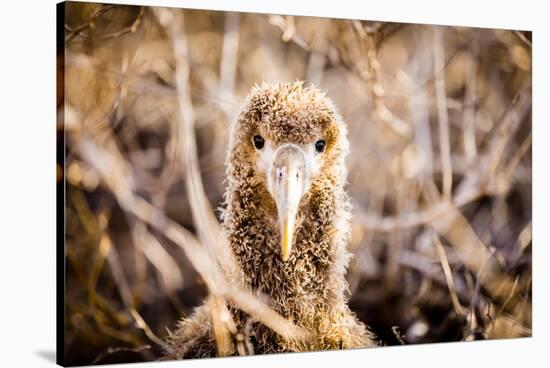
[222,177,352,324]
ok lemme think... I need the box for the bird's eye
[253,135,265,150]
[315,139,326,153]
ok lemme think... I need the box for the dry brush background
[59,2,532,365]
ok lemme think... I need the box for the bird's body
[165,82,374,359]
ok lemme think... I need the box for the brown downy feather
[164,81,375,359]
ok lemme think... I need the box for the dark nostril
[296,173,299,179]
[278,172,283,179]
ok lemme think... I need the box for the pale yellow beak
[268,144,307,262]
[281,213,296,262]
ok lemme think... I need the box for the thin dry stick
[91,344,152,365]
[517,221,532,254]
[432,232,464,316]
[88,217,111,292]
[281,16,296,42]
[408,66,435,179]
[462,40,478,163]
[432,27,453,200]
[235,317,255,356]
[102,233,166,347]
[514,31,531,48]
[503,133,532,180]
[131,221,147,305]
[304,19,328,86]
[268,15,310,50]
[391,326,406,345]
[132,221,184,293]
[210,296,238,356]
[97,6,145,40]
[491,276,520,334]
[218,12,240,122]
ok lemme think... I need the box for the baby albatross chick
[164,81,375,359]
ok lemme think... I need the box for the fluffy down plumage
[164,81,374,359]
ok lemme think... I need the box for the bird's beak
[268,144,307,262]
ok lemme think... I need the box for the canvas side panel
[56,1,66,366]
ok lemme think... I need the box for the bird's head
[227,81,349,262]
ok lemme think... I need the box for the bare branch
[432,27,453,199]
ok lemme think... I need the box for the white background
[0,0,548,367]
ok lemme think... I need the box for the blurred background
[59,2,532,365]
